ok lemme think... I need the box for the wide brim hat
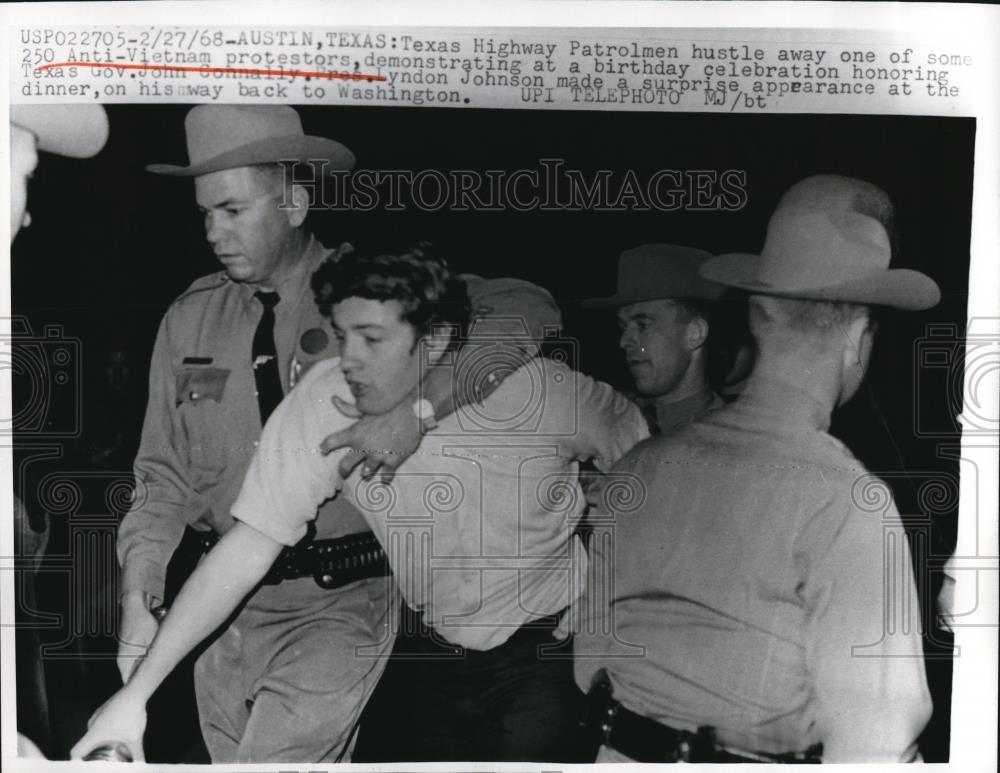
[147,105,354,176]
[11,104,108,158]
[701,175,940,311]
[582,244,724,309]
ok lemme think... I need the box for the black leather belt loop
[193,528,391,590]
[582,669,822,764]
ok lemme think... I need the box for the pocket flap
[176,367,231,405]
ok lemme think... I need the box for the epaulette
[172,270,230,305]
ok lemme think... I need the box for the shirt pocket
[176,367,231,406]
[175,367,233,488]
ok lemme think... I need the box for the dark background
[11,105,973,761]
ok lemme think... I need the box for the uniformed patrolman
[582,244,727,435]
[573,175,937,763]
[83,105,562,763]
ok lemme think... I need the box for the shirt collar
[229,234,328,312]
[739,375,832,432]
[274,234,329,306]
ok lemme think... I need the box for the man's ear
[836,313,876,407]
[842,313,874,367]
[685,315,710,352]
[283,183,310,228]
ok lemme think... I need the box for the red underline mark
[38,62,386,82]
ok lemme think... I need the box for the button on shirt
[573,377,933,762]
[232,357,649,651]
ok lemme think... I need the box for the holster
[582,668,822,764]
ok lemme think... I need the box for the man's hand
[116,592,158,684]
[70,686,147,762]
[320,395,422,483]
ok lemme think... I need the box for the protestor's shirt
[572,377,933,762]
[232,356,649,651]
[116,238,563,604]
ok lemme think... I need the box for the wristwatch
[412,398,438,432]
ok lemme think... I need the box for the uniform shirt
[580,387,722,513]
[232,356,649,651]
[117,237,563,604]
[652,388,724,435]
[631,387,725,436]
[573,377,933,762]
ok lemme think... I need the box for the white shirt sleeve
[520,359,649,469]
[231,357,357,546]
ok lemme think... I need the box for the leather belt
[194,528,391,589]
[582,669,822,764]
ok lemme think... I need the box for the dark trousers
[353,605,588,762]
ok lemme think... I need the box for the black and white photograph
[3,4,998,771]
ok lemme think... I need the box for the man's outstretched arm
[74,358,356,760]
[72,522,282,761]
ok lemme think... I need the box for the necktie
[252,291,284,424]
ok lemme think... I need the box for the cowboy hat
[700,175,940,311]
[147,105,354,176]
[11,104,108,158]
[582,243,724,309]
